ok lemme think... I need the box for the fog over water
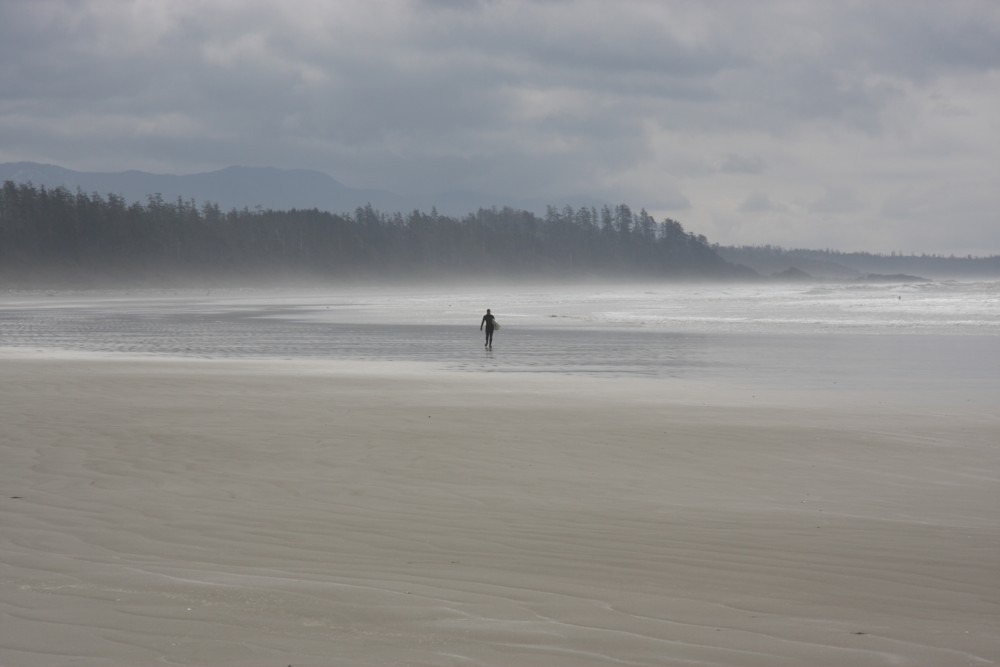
[2,280,997,401]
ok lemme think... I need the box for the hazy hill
[0,162,567,217]
[717,245,1000,280]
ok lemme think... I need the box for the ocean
[2,279,998,399]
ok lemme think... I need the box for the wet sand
[1,353,998,666]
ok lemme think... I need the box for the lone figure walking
[480,308,496,348]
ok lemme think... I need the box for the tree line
[0,181,744,286]
[717,244,1000,278]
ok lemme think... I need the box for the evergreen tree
[0,179,749,285]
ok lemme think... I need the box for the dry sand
[0,352,997,666]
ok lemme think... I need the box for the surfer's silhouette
[480,309,496,348]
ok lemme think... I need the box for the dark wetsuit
[481,313,495,347]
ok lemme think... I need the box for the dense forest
[0,181,745,287]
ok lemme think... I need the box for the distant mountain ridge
[0,162,555,217]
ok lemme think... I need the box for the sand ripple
[2,357,998,665]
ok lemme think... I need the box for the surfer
[480,308,496,348]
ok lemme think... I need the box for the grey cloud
[851,3,1000,80]
[414,0,490,11]
[739,192,785,214]
[720,154,765,174]
[642,187,691,213]
[811,187,864,215]
[1,0,998,253]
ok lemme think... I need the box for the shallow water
[1,281,998,396]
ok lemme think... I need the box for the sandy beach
[1,352,998,666]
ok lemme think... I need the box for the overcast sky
[2,0,999,255]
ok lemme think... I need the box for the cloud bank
[1,0,998,254]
